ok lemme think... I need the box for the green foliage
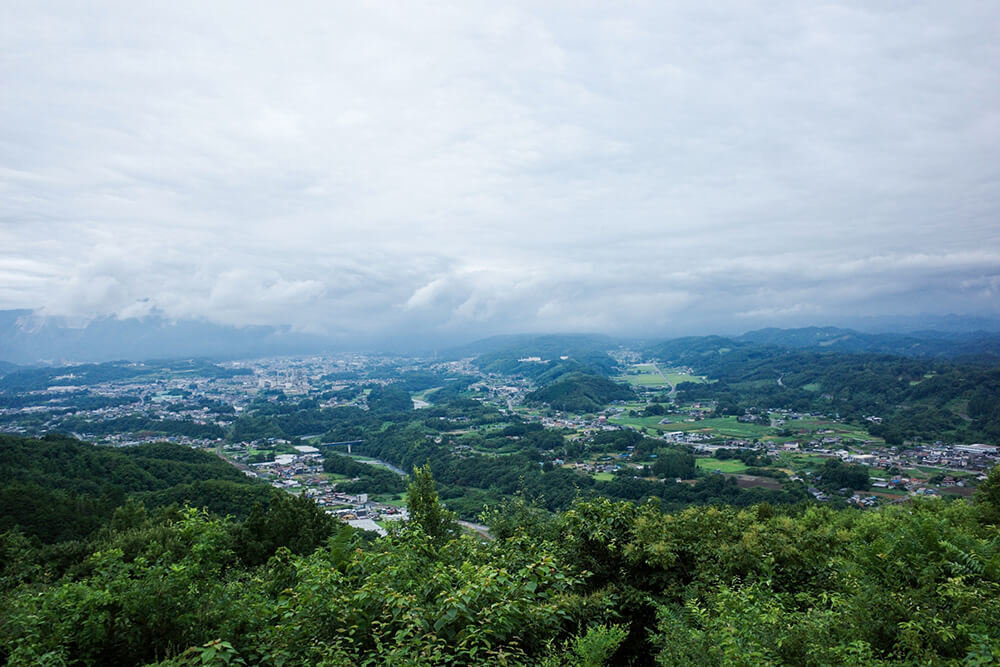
[975,464,1000,525]
[3,429,1000,665]
[470,335,620,379]
[658,338,1000,443]
[526,372,635,413]
[156,639,247,666]
[1,508,248,666]
[407,464,458,547]
[366,384,414,413]
[232,490,341,566]
[481,494,560,543]
[322,452,405,494]
[539,624,630,667]
[651,449,697,479]
[0,435,267,543]
[817,457,870,492]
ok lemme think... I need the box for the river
[359,458,407,476]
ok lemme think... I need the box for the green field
[609,414,776,439]
[783,418,878,443]
[661,369,707,386]
[695,458,749,474]
[412,387,442,403]
[618,365,707,388]
[618,365,670,386]
[374,492,408,507]
[775,452,834,474]
[592,471,615,481]
[688,417,775,438]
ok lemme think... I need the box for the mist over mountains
[0,310,333,365]
[3,308,1000,366]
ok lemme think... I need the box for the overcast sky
[2,1,999,342]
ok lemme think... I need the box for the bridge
[318,439,365,454]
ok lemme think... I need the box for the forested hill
[462,335,630,413]
[736,326,1000,360]
[0,359,251,393]
[525,371,635,412]
[2,437,999,665]
[464,334,622,379]
[448,333,619,360]
[644,336,1000,444]
[0,434,271,543]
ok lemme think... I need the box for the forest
[2,433,999,665]
[656,339,1000,443]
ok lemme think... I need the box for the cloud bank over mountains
[2,1,998,341]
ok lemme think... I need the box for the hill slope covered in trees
[2,433,1000,665]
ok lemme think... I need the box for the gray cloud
[2,0,998,341]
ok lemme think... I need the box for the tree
[975,464,1000,524]
[406,463,458,546]
[233,490,338,566]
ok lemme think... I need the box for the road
[651,362,689,399]
[458,520,492,539]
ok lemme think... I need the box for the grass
[695,458,748,474]
[374,493,408,507]
[913,465,954,476]
[661,369,707,386]
[618,369,670,387]
[618,364,707,388]
[412,387,442,403]
[784,418,878,442]
[688,417,774,438]
[775,452,834,474]
[592,471,616,482]
[608,414,777,439]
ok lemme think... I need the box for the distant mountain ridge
[736,326,1000,360]
[444,333,621,360]
[4,307,1000,366]
[0,309,335,364]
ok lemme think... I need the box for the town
[2,348,997,524]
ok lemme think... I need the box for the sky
[2,1,999,344]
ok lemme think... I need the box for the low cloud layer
[2,1,998,341]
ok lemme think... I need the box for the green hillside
[0,434,270,543]
[1,454,998,665]
[525,372,636,412]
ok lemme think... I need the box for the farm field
[695,458,749,474]
[733,474,783,490]
[411,387,442,403]
[869,490,908,499]
[685,417,776,438]
[784,417,878,442]
[618,364,669,386]
[373,492,408,507]
[661,369,708,386]
[774,452,835,474]
[610,413,777,439]
[617,364,708,388]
